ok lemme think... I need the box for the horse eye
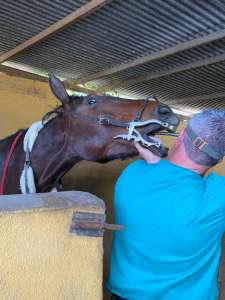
[88,98,96,105]
[158,106,171,114]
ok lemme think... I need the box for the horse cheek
[104,140,138,161]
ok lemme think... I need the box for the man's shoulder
[116,159,146,185]
[205,172,225,186]
[121,159,156,176]
[118,159,143,179]
[125,159,145,170]
[204,172,225,208]
[204,172,225,193]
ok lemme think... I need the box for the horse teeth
[113,134,128,140]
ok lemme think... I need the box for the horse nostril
[158,106,171,115]
[169,115,180,126]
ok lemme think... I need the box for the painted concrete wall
[0,191,103,300]
[1,73,225,299]
[0,73,58,136]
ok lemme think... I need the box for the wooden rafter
[96,51,225,93]
[0,65,97,94]
[168,91,225,105]
[70,28,225,85]
[0,0,111,63]
[0,65,47,82]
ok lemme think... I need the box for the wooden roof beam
[0,0,111,63]
[71,28,225,85]
[96,51,225,93]
[0,65,47,82]
[168,91,225,105]
[0,65,97,94]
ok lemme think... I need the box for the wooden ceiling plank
[0,0,111,63]
[0,65,96,94]
[169,91,225,105]
[97,51,225,93]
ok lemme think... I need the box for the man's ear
[49,73,70,104]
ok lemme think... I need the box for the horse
[0,74,179,195]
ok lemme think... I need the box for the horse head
[47,74,179,163]
[0,74,180,194]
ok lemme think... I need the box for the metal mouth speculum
[113,119,170,148]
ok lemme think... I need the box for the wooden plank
[0,65,97,94]
[66,84,97,94]
[96,52,225,93]
[0,0,111,63]
[70,211,124,237]
[0,65,47,82]
[168,91,225,105]
[70,211,106,237]
[72,29,225,85]
[0,191,105,214]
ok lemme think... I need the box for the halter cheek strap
[185,126,222,161]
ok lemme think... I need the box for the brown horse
[0,74,179,194]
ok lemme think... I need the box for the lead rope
[0,131,23,195]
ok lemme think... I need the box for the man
[107,109,225,300]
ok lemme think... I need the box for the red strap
[0,131,23,195]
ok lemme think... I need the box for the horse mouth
[114,123,177,158]
[141,124,170,157]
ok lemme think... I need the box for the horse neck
[30,117,81,192]
[0,130,26,194]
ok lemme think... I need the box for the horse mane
[42,95,84,124]
[42,106,63,125]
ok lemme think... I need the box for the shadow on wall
[62,158,136,300]
[62,158,135,285]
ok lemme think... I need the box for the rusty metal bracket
[70,211,124,237]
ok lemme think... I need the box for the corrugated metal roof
[7,1,225,75]
[0,0,88,53]
[90,38,225,88]
[1,0,225,113]
[116,61,225,109]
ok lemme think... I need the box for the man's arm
[134,142,161,164]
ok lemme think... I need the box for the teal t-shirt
[107,159,225,300]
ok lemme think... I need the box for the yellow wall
[0,191,103,300]
[0,73,58,137]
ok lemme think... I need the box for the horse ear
[49,73,70,104]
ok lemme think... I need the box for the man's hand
[134,142,161,164]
